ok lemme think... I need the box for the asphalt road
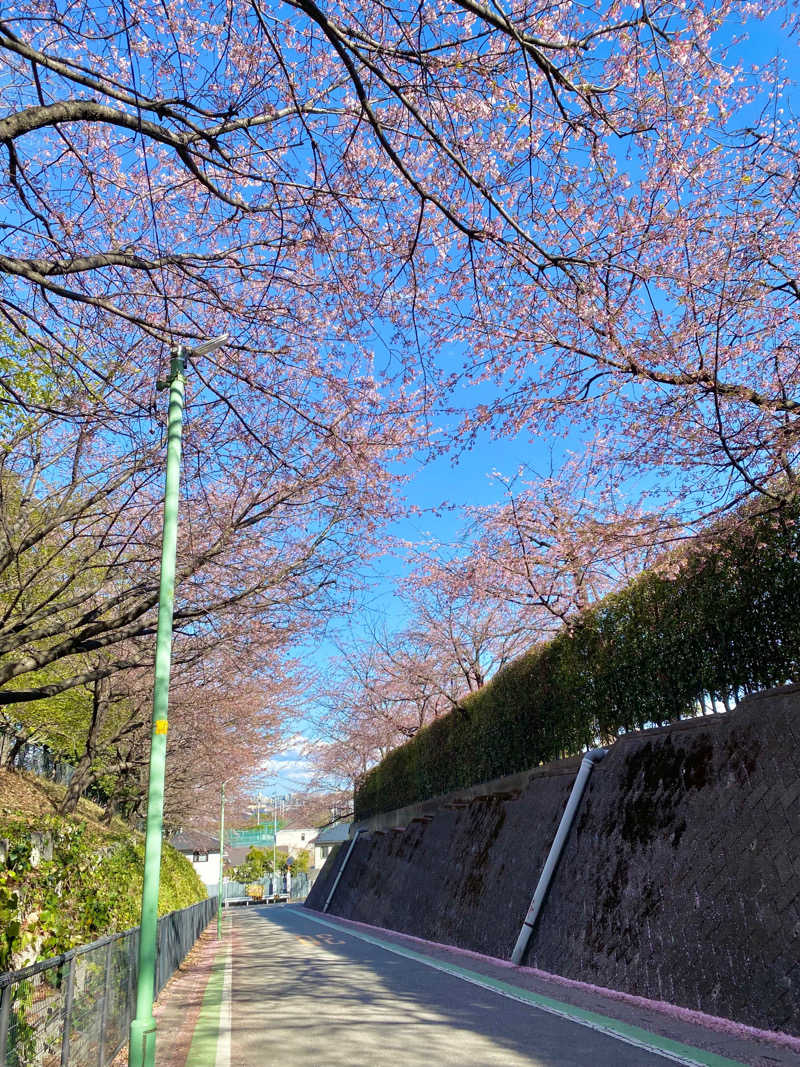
[219,905,740,1067]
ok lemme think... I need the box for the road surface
[180,905,755,1067]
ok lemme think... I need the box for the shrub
[0,814,206,969]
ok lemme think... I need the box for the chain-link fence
[0,728,107,805]
[0,727,77,788]
[0,896,215,1066]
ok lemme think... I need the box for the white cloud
[258,735,318,790]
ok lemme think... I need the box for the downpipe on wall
[323,829,363,913]
[511,748,608,965]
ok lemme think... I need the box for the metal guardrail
[0,896,216,1066]
[222,872,310,903]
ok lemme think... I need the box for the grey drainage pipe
[323,829,363,913]
[511,747,608,965]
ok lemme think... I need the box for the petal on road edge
[295,909,745,1067]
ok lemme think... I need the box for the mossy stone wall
[308,686,800,1036]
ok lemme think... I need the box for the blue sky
[256,423,544,795]
[254,4,800,800]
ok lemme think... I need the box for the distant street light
[248,791,267,826]
[129,333,229,1067]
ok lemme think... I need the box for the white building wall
[276,828,318,853]
[183,850,221,894]
[273,826,349,870]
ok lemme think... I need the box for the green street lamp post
[273,796,278,893]
[129,334,228,1067]
[218,779,233,939]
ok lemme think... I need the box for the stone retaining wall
[305,685,800,1035]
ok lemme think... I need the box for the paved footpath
[147,905,800,1067]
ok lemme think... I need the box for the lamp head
[191,332,230,357]
[171,333,230,362]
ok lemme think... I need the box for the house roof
[171,830,220,853]
[225,845,252,866]
[315,822,351,844]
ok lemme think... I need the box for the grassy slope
[0,768,207,971]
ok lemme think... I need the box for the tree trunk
[57,677,109,814]
[0,734,26,770]
[101,794,119,825]
[58,753,97,814]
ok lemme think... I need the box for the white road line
[215,935,232,1067]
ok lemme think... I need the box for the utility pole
[128,334,228,1067]
[217,781,230,939]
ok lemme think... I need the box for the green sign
[228,829,276,847]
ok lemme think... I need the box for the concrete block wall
[305,685,800,1036]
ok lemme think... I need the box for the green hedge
[355,506,800,819]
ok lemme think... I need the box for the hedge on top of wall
[354,504,800,819]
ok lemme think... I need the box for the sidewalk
[123,906,800,1067]
[111,918,228,1067]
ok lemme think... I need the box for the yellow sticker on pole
[154,719,169,735]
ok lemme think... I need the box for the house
[310,821,351,871]
[171,830,222,895]
[276,826,316,859]
[275,822,351,872]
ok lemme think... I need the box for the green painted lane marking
[295,910,746,1067]
[184,949,226,1067]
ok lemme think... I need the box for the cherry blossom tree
[53,653,294,822]
[0,332,357,818]
[2,0,798,807]
[308,641,428,789]
[308,557,533,785]
[460,450,682,634]
[394,556,534,692]
[0,327,408,707]
[286,790,351,827]
[158,666,292,828]
[307,690,402,793]
[0,0,795,510]
[309,444,693,784]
